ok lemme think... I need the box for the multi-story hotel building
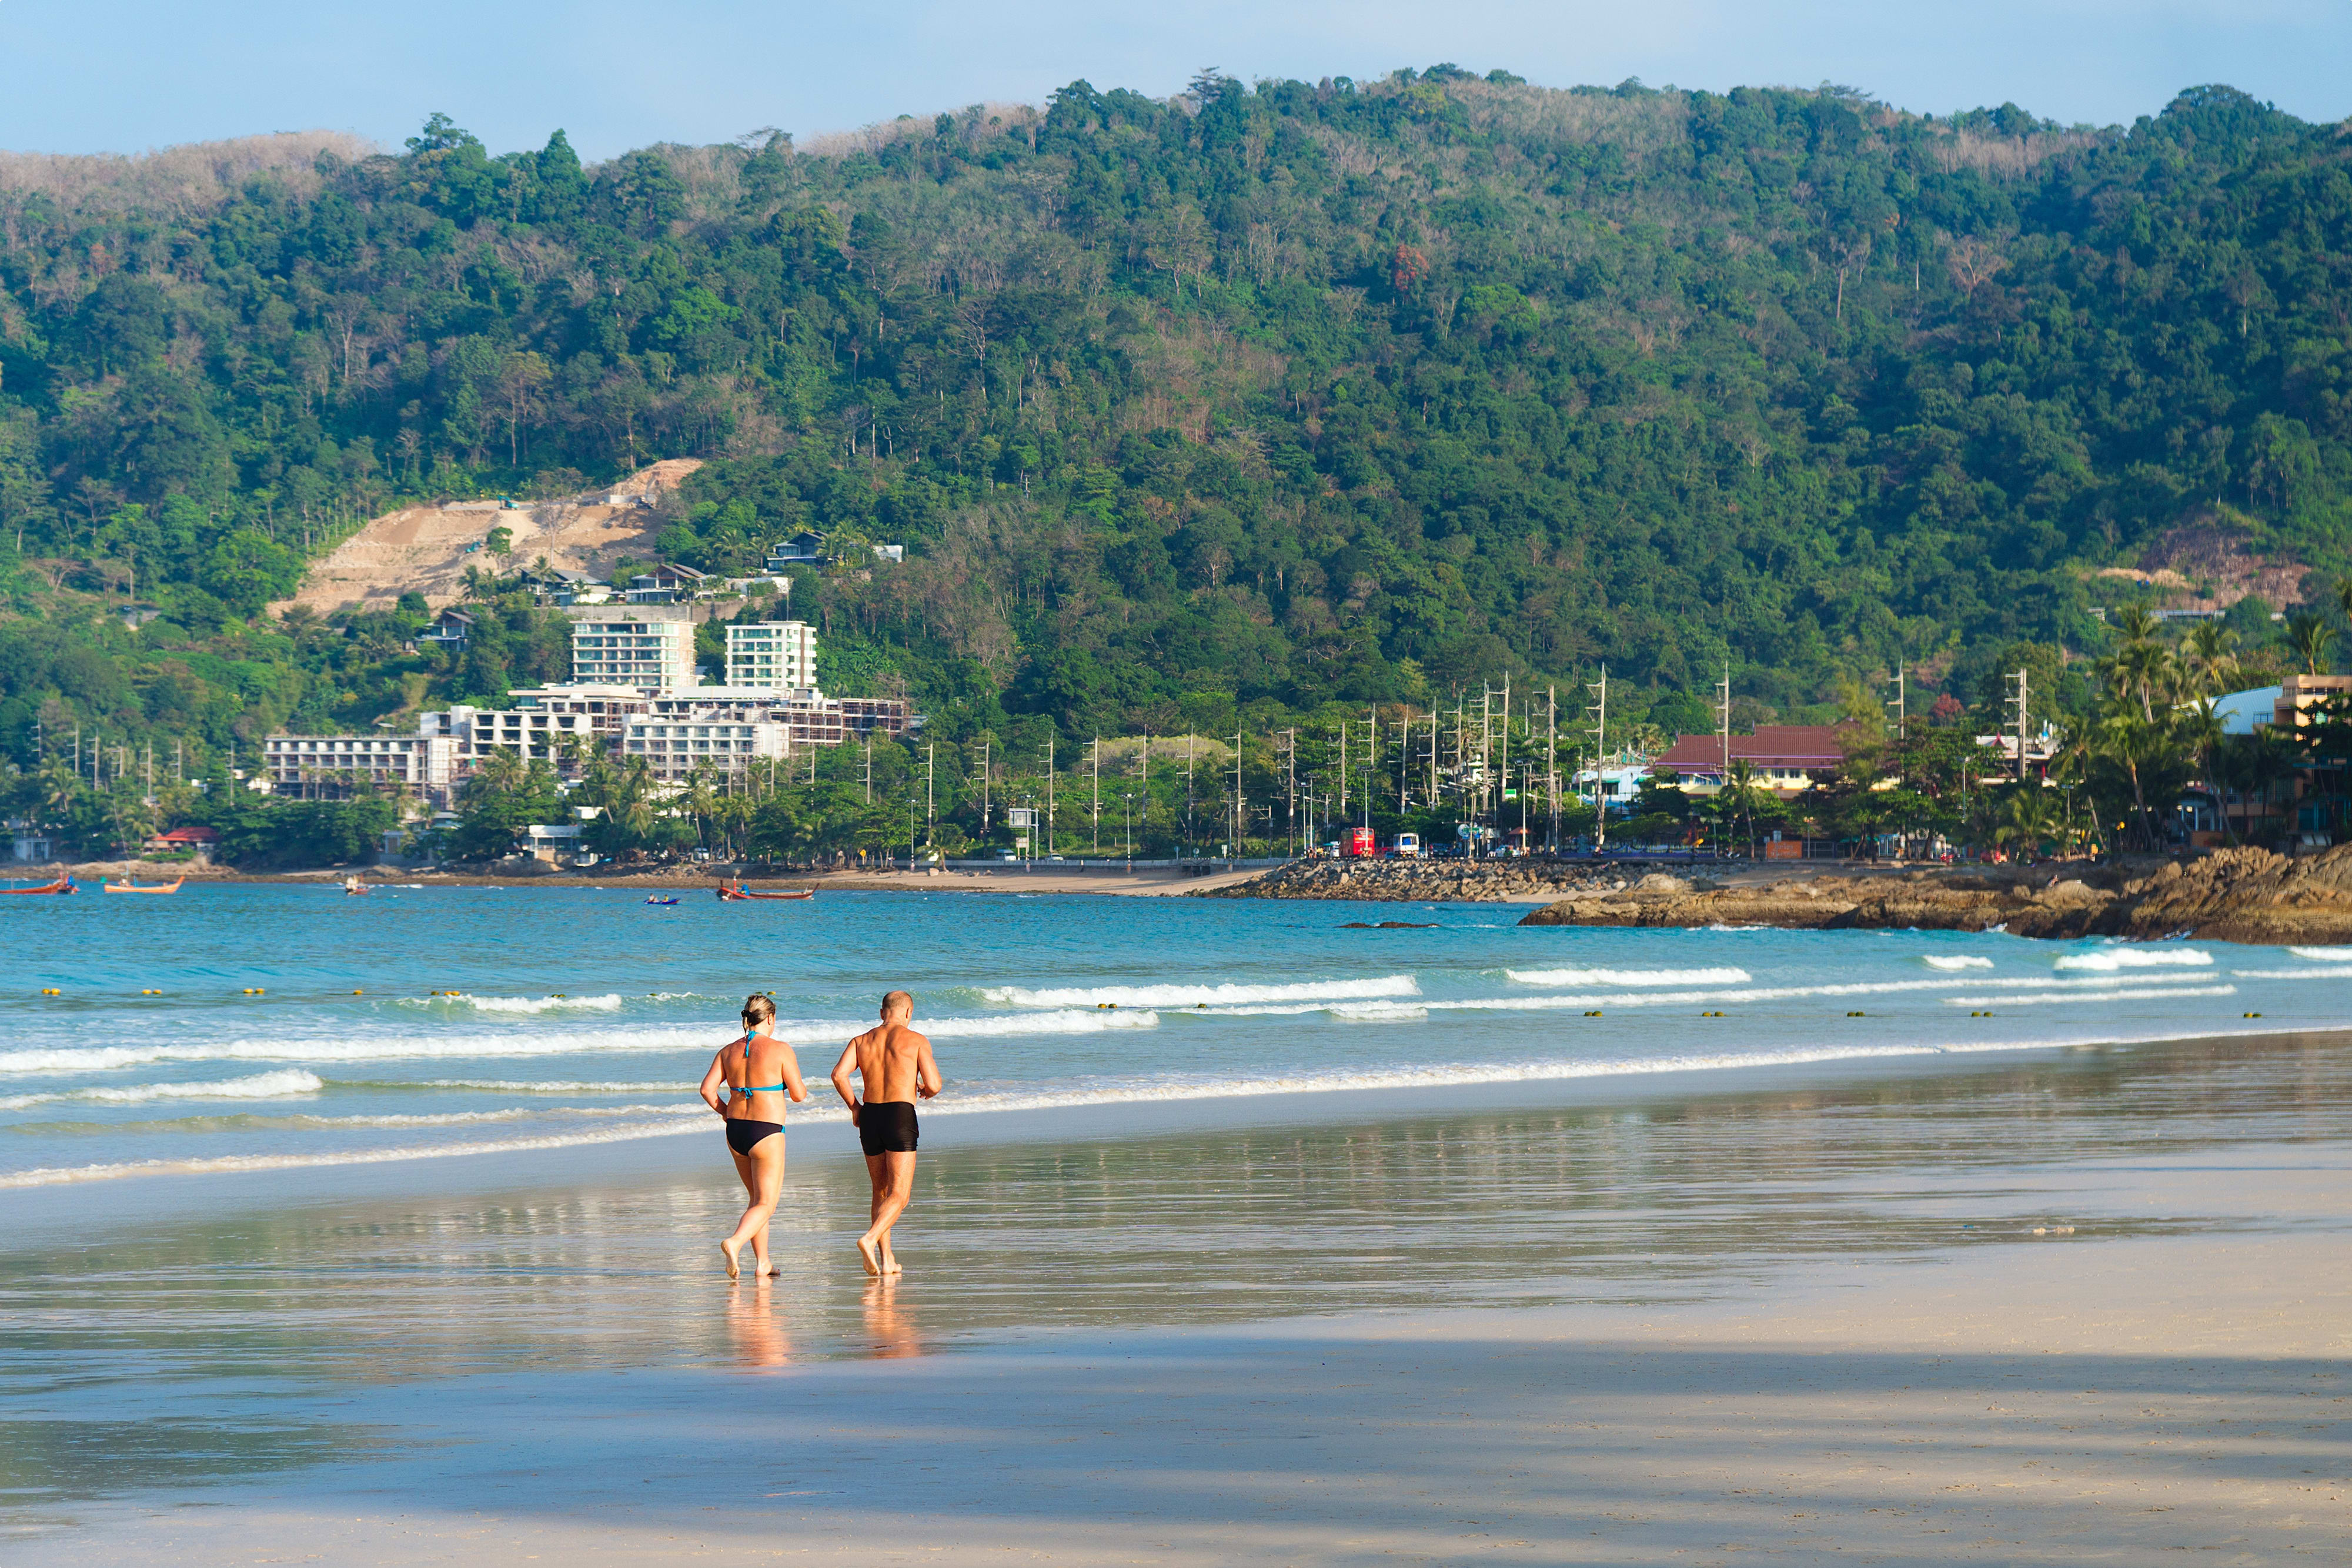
[567,610,695,691]
[262,734,458,799]
[620,716,790,782]
[723,620,817,689]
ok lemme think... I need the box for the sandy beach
[8,1029,2348,1564]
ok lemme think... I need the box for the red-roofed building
[146,825,220,855]
[1648,726,1852,797]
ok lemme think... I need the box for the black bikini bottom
[726,1119,782,1155]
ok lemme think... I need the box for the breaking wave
[2052,948,2213,972]
[0,1069,324,1114]
[1922,955,1995,971]
[1504,967,1751,987]
[980,975,1418,1009]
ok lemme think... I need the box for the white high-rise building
[724,620,818,690]
[569,611,696,691]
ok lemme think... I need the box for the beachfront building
[428,686,657,780]
[724,620,817,689]
[567,610,694,691]
[1569,757,1656,814]
[1648,725,1852,796]
[261,734,458,800]
[646,687,913,744]
[620,714,790,782]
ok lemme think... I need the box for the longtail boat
[716,880,814,901]
[103,877,184,894]
[1,877,75,895]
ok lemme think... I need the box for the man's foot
[720,1239,741,1281]
[880,1244,903,1276]
[856,1235,881,1276]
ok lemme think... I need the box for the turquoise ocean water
[4,884,2349,1189]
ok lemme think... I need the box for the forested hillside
[2,68,2348,791]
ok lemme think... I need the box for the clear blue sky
[5,1,2346,159]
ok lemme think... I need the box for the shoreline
[10,1029,2349,1563]
[22,858,1274,897]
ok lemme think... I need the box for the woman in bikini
[699,994,807,1281]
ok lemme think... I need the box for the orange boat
[716,880,814,901]
[103,877,184,894]
[1,877,75,895]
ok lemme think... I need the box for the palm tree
[2110,603,2161,647]
[2287,611,2338,677]
[2181,621,2242,698]
[1720,758,1769,858]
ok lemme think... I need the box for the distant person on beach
[830,991,941,1276]
[699,994,807,1281]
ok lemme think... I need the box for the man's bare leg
[857,1153,888,1275]
[858,1151,917,1275]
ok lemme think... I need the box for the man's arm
[830,1037,864,1123]
[915,1035,943,1100]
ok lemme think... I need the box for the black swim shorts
[858,1101,919,1155]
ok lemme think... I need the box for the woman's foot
[856,1235,881,1276]
[720,1238,741,1281]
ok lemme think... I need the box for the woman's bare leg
[723,1136,784,1278]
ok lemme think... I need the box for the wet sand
[7,1032,2350,1563]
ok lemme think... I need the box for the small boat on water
[103,878,184,894]
[716,880,814,902]
[644,895,680,906]
[342,876,371,896]
[1,877,75,895]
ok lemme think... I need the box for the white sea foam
[981,976,1417,1008]
[0,1069,324,1113]
[6,1017,2316,1189]
[397,993,626,1014]
[407,1079,696,1094]
[2230,968,2352,980]
[2052,948,2213,971]
[1943,985,2237,1007]
[1922,955,1995,971]
[1219,973,2224,1014]
[2288,947,2352,962]
[0,1009,1159,1076]
[1504,967,1751,987]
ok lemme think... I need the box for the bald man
[830,991,942,1276]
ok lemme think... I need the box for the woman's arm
[697,1050,729,1115]
[780,1045,810,1104]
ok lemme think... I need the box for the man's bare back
[843,1019,937,1107]
[830,992,941,1276]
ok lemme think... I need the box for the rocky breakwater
[1189,858,1697,904]
[1518,845,2352,945]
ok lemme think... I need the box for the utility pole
[1719,662,1732,778]
[1888,665,1907,786]
[1337,721,1348,836]
[1232,723,1244,860]
[1586,667,1609,851]
[924,741,934,852]
[863,734,872,804]
[1185,733,1195,860]
[1091,736,1100,855]
[1398,706,1409,814]
[980,735,991,833]
[1140,736,1150,858]
[1428,708,1438,810]
[2006,669,2030,784]
[1479,685,1492,857]
[1547,686,1559,852]
[1364,708,1375,830]
[1045,734,1055,856]
[1284,729,1297,855]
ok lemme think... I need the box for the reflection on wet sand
[5,1027,2351,1516]
[861,1278,923,1359]
[727,1275,792,1370]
